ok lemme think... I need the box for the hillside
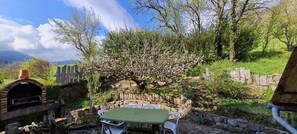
[0,51,31,64]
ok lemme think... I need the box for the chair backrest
[168,112,181,126]
[98,109,109,117]
[125,103,142,108]
[101,120,126,133]
[143,104,159,109]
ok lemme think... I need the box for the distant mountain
[0,51,32,64]
[0,51,79,65]
[54,60,79,65]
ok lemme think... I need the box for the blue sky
[0,0,152,61]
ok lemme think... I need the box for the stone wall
[203,67,281,89]
[192,111,288,134]
[69,93,192,123]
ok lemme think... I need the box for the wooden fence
[56,65,81,85]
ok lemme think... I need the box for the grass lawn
[234,39,291,75]
[0,79,13,90]
[214,89,288,129]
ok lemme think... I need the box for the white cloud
[0,18,39,50]
[37,20,71,49]
[62,0,138,31]
[0,17,80,61]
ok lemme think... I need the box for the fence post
[61,65,67,85]
[56,67,61,83]
[66,65,71,84]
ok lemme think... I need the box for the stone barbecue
[0,70,46,116]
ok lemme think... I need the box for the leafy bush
[234,25,260,60]
[0,71,3,84]
[46,83,61,101]
[1,62,21,79]
[22,58,52,80]
[203,60,247,99]
[59,81,88,104]
[182,80,220,110]
[84,30,202,90]
[93,91,118,105]
[187,65,204,76]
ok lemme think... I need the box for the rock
[248,124,262,132]
[213,128,225,134]
[234,127,244,132]
[55,118,67,123]
[31,122,38,127]
[213,116,224,123]
[227,119,238,127]
[238,122,248,128]
[24,126,30,132]
[256,132,266,134]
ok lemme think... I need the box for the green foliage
[93,91,118,105]
[186,31,216,60]
[0,71,3,84]
[202,60,247,99]
[86,29,201,90]
[272,0,297,51]
[22,58,52,80]
[64,98,89,110]
[78,114,100,124]
[182,81,219,110]
[102,30,178,56]
[145,87,183,97]
[85,73,101,98]
[59,82,88,104]
[187,66,204,76]
[1,62,21,79]
[46,83,61,101]
[234,24,260,60]
[235,50,290,75]
[52,8,100,61]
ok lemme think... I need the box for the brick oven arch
[0,79,46,114]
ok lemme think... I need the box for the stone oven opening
[7,82,42,111]
[0,70,46,115]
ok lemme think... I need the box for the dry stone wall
[203,67,281,89]
[191,111,289,134]
[69,93,192,123]
[229,68,281,89]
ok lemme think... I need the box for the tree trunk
[287,43,293,51]
[229,32,236,62]
[215,27,223,59]
[89,96,93,113]
[230,0,237,62]
[131,79,147,91]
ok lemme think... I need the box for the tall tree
[135,0,184,35]
[134,0,205,53]
[272,0,297,51]
[182,0,204,33]
[52,8,100,61]
[209,0,228,59]
[228,0,270,62]
[261,11,275,56]
[83,30,202,90]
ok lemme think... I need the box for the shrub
[234,25,260,60]
[93,91,118,105]
[182,80,220,110]
[83,30,202,90]
[1,62,21,79]
[203,60,247,99]
[22,58,52,80]
[0,71,3,84]
[46,83,61,101]
[59,81,88,104]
